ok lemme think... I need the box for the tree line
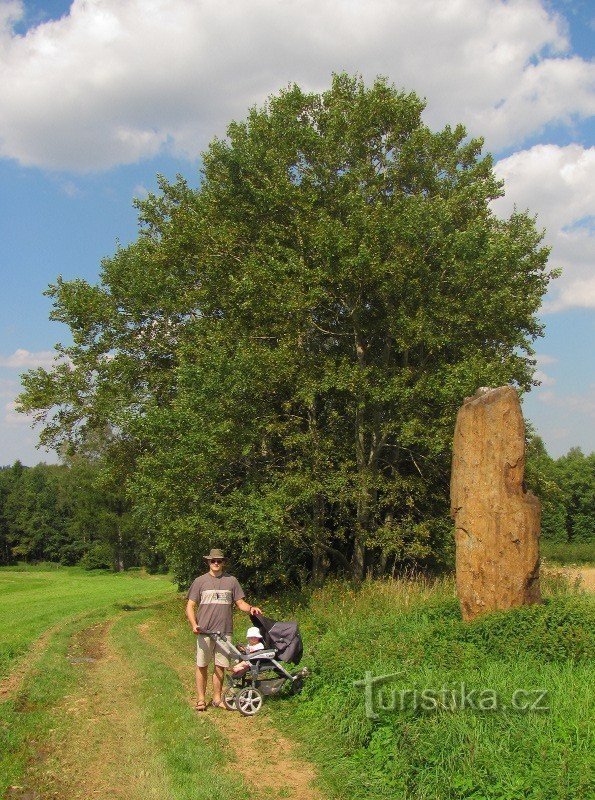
[17,75,559,588]
[527,440,595,546]
[0,458,164,572]
[1,442,591,574]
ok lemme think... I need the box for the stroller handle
[200,629,236,644]
[198,629,244,659]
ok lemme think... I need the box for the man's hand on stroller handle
[236,598,263,616]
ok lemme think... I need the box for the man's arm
[235,598,263,616]
[186,599,201,633]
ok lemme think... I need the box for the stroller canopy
[250,613,303,664]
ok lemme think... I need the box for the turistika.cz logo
[353,672,550,721]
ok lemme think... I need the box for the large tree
[19,75,554,585]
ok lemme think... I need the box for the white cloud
[4,399,30,426]
[60,179,82,197]
[471,56,595,149]
[534,369,556,386]
[0,377,17,397]
[535,353,558,365]
[493,144,595,311]
[0,406,57,465]
[524,381,595,456]
[132,184,149,200]
[538,387,595,417]
[0,348,57,368]
[0,0,592,171]
[0,370,58,465]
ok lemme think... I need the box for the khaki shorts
[196,634,234,668]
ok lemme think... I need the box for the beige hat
[204,548,226,561]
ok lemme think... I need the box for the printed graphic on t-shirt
[201,588,233,605]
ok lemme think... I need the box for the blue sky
[0,0,593,465]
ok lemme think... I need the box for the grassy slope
[270,578,595,800]
[0,565,176,680]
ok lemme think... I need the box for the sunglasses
[209,559,224,564]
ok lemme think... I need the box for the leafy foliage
[526,438,595,552]
[18,75,555,585]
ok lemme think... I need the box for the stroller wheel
[236,686,264,716]
[222,688,237,710]
[290,675,304,695]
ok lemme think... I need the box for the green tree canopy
[19,74,555,586]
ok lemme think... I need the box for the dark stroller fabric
[250,614,303,664]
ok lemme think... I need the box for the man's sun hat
[246,626,263,639]
[204,548,225,561]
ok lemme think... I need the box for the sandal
[210,699,224,708]
[195,700,207,712]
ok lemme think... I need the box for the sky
[0,0,594,466]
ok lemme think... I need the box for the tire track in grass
[137,617,327,800]
[1,610,128,797]
[25,618,173,800]
[0,626,60,702]
[113,611,249,800]
[18,610,248,800]
[0,612,92,702]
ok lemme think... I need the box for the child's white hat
[246,626,263,639]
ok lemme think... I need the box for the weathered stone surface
[450,386,541,621]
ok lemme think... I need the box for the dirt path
[21,620,172,800]
[562,566,595,592]
[544,565,595,593]
[137,619,326,800]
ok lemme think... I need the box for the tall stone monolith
[450,386,541,621]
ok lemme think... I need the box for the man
[185,548,263,710]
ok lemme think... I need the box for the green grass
[2,566,593,800]
[0,607,117,793]
[270,578,595,800]
[0,564,176,680]
[541,541,595,566]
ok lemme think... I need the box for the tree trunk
[352,405,370,582]
[311,493,328,586]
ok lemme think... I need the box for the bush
[79,544,113,570]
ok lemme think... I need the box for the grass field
[0,564,176,681]
[1,566,593,800]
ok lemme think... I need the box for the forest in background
[1,440,592,579]
[0,458,165,573]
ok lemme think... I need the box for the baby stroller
[202,613,308,716]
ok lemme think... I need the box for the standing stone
[450,386,541,621]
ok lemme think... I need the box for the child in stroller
[232,626,265,675]
[200,613,308,716]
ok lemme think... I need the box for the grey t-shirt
[187,572,245,635]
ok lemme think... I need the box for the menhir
[450,386,541,621]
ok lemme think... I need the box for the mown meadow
[0,563,176,681]
[0,565,248,799]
